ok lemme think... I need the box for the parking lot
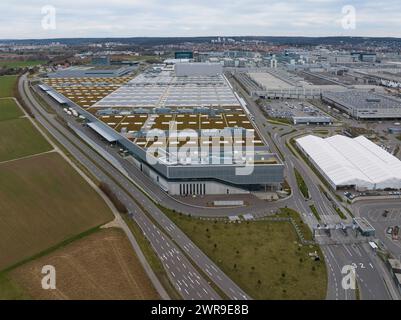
[358,205,401,259]
[341,190,401,202]
[263,100,332,124]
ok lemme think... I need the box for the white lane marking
[342,244,353,257]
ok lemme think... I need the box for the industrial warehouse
[296,135,401,191]
[322,90,401,119]
[47,65,136,78]
[40,62,284,195]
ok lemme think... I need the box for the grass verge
[267,118,293,126]
[294,167,309,199]
[162,207,327,300]
[309,204,321,222]
[334,207,347,220]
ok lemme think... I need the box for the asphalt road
[354,199,401,259]
[323,242,395,300]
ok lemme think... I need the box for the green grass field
[0,152,114,271]
[0,274,29,300]
[0,92,52,162]
[0,98,23,122]
[0,60,44,68]
[0,75,18,98]
[294,168,310,199]
[309,204,322,222]
[0,118,52,162]
[165,208,327,300]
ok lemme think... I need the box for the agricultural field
[165,208,327,300]
[0,152,114,271]
[0,96,52,161]
[0,98,23,122]
[0,60,44,68]
[0,78,152,300]
[0,75,18,98]
[0,117,52,162]
[0,274,29,299]
[1,228,158,300]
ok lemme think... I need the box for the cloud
[0,0,400,39]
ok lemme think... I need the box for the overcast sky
[0,0,400,39]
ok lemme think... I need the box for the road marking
[342,244,353,257]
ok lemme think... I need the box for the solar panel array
[323,90,401,110]
[93,71,241,108]
[42,70,270,160]
[42,77,132,108]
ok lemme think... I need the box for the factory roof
[47,90,68,104]
[296,134,401,190]
[93,70,240,108]
[87,122,118,142]
[323,90,401,110]
[353,217,375,233]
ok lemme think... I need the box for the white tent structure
[296,135,401,190]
